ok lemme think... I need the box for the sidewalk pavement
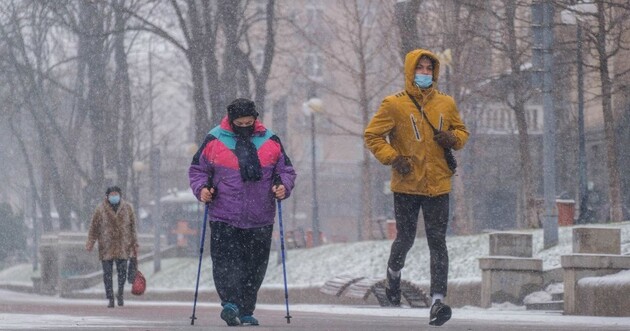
[1,290,630,331]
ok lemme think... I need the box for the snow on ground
[1,289,630,329]
[579,269,630,287]
[1,222,629,291]
[0,314,165,330]
[1,223,629,329]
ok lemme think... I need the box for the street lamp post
[303,98,323,246]
[150,148,161,272]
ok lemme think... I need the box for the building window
[305,2,323,32]
[254,49,264,71]
[305,52,323,80]
[359,2,377,26]
[254,0,266,16]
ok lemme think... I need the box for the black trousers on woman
[210,221,273,316]
[102,259,127,299]
[388,193,450,296]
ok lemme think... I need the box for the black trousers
[388,193,449,296]
[210,221,273,316]
[102,259,127,299]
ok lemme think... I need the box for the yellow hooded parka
[364,49,469,196]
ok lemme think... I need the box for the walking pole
[277,200,292,323]
[190,202,209,325]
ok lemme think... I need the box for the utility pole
[29,186,38,272]
[151,148,161,272]
[532,0,558,248]
[310,113,320,246]
[147,39,161,272]
[303,95,322,246]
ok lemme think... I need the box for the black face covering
[232,126,262,182]
[232,125,255,138]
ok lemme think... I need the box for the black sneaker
[107,298,115,308]
[117,295,124,306]
[385,269,401,306]
[429,299,452,326]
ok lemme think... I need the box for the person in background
[189,98,297,326]
[364,48,469,326]
[86,186,139,308]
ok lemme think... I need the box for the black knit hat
[227,98,258,122]
[106,186,122,196]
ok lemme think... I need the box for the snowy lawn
[1,222,629,291]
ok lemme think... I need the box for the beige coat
[87,199,138,261]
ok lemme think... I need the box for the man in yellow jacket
[364,48,468,326]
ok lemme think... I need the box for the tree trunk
[252,0,276,122]
[113,0,133,192]
[506,0,536,228]
[218,0,240,118]
[395,0,421,61]
[201,0,223,128]
[595,1,623,222]
[442,0,473,234]
[82,0,107,206]
[8,118,44,233]
[186,0,211,143]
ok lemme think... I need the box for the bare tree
[125,0,277,143]
[0,0,152,231]
[112,0,134,192]
[466,0,539,228]
[433,0,489,234]
[589,0,627,222]
[0,1,80,230]
[557,0,630,222]
[285,0,400,240]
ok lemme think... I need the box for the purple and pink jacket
[189,117,297,229]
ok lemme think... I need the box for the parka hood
[404,49,441,97]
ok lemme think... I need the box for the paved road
[1,290,629,331]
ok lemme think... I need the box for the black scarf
[234,136,262,182]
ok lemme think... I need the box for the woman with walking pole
[189,98,297,326]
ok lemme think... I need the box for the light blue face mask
[414,74,433,89]
[108,195,121,205]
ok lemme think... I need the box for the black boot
[108,298,115,308]
[385,269,401,306]
[117,282,125,306]
[117,294,124,306]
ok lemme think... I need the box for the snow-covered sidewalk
[1,289,630,330]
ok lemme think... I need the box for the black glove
[434,131,457,149]
[391,155,412,175]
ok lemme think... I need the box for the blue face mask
[108,195,120,205]
[414,74,433,89]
